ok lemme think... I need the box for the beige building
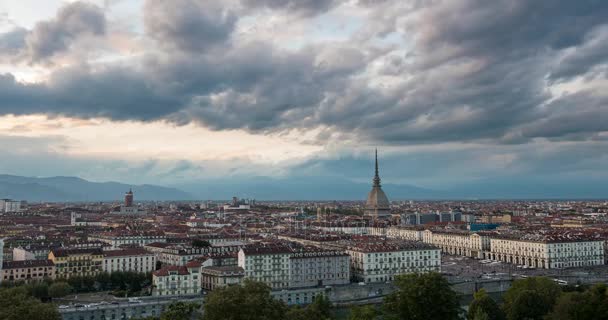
[49,248,103,279]
[200,266,244,291]
[423,230,490,258]
[1,260,55,283]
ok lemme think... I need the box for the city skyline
[0,1,607,198]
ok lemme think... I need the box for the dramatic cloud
[0,1,107,64]
[144,0,237,52]
[240,0,341,16]
[1,0,608,196]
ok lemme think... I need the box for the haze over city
[0,0,607,200]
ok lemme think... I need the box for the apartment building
[1,259,55,283]
[489,234,604,269]
[103,248,156,274]
[288,247,350,288]
[152,261,201,296]
[238,243,292,289]
[49,248,103,279]
[347,240,441,283]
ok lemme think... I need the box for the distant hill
[174,176,443,201]
[0,174,193,202]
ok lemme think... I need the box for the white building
[489,235,604,269]
[347,240,441,283]
[238,243,291,290]
[103,248,156,274]
[152,261,201,296]
[0,199,21,213]
[288,248,350,288]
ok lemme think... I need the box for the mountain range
[0,174,192,202]
[0,174,606,202]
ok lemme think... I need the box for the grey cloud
[240,0,340,16]
[25,1,106,63]
[144,0,237,52]
[0,27,27,56]
[550,25,608,81]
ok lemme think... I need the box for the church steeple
[373,149,381,187]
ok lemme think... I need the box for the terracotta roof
[153,265,190,276]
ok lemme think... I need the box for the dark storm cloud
[240,0,340,16]
[1,0,608,146]
[144,0,237,52]
[25,1,106,63]
[0,2,106,64]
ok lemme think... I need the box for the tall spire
[373,149,381,187]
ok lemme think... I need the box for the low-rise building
[49,248,103,279]
[200,266,245,291]
[89,231,166,249]
[0,259,55,283]
[152,261,201,296]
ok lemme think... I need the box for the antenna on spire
[373,148,381,187]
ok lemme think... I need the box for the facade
[422,230,490,259]
[154,242,243,266]
[347,240,441,283]
[364,150,391,218]
[1,259,55,283]
[385,227,424,241]
[488,237,604,269]
[49,248,103,279]
[288,248,350,288]
[89,232,166,249]
[200,266,245,291]
[152,262,201,296]
[103,248,156,274]
[238,243,292,290]
[59,297,201,320]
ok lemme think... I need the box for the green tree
[30,282,50,300]
[0,287,61,320]
[349,305,379,320]
[285,295,333,320]
[203,280,287,320]
[506,290,547,320]
[161,301,200,320]
[502,277,561,320]
[49,281,72,299]
[546,283,608,320]
[468,289,504,320]
[383,272,460,320]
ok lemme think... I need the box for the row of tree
[193,273,608,320]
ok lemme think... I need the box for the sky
[0,0,607,197]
